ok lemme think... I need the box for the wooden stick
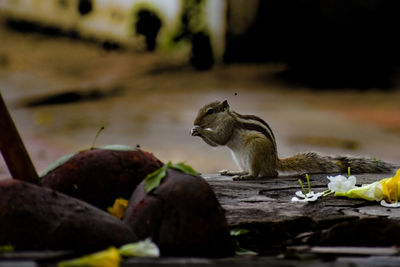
[0,93,39,184]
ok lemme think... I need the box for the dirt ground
[0,20,399,179]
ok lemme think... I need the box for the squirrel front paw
[190,126,202,136]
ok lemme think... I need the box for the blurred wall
[2,0,400,88]
[224,0,400,88]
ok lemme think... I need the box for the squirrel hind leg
[219,170,258,180]
[261,171,279,178]
[232,171,278,180]
[248,139,279,178]
[256,156,278,178]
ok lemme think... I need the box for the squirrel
[190,100,397,180]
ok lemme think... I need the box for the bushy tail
[277,152,397,174]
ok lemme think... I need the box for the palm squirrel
[190,100,396,180]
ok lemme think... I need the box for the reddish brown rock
[0,179,137,252]
[123,168,234,257]
[41,147,163,210]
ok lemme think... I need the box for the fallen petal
[119,238,160,258]
[380,200,400,208]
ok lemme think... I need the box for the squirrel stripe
[233,112,276,140]
[234,120,276,146]
[231,112,276,147]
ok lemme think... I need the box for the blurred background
[0,0,399,177]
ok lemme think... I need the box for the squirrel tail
[277,152,396,174]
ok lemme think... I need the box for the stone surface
[203,172,400,254]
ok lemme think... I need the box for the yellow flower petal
[58,247,120,267]
[107,198,129,219]
[0,244,14,252]
[335,180,383,201]
[381,169,400,203]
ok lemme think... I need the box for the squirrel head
[193,100,230,127]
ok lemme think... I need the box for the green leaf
[235,247,258,256]
[230,228,249,236]
[144,163,169,193]
[298,179,307,195]
[230,229,257,256]
[99,145,137,152]
[40,152,76,177]
[144,162,198,193]
[305,174,311,193]
[118,239,160,258]
[169,162,198,176]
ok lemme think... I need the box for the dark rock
[124,168,234,257]
[311,217,400,247]
[0,179,137,252]
[41,148,163,210]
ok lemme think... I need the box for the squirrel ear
[222,100,229,110]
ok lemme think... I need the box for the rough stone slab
[202,172,400,255]
[203,173,395,225]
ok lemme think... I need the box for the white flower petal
[291,197,311,203]
[380,200,400,208]
[291,197,302,202]
[295,191,307,198]
[305,191,316,198]
[291,191,324,202]
[327,174,357,193]
[348,175,357,184]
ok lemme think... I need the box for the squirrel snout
[190,126,201,136]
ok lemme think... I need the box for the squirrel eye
[206,108,214,115]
